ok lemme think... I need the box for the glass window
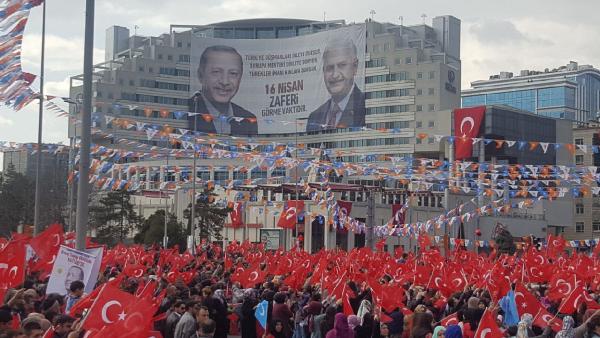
[462,95,486,107]
[251,168,268,179]
[214,171,229,181]
[416,138,422,144]
[428,120,434,127]
[487,89,536,112]
[417,72,423,79]
[405,57,412,64]
[593,221,600,232]
[167,55,173,61]
[576,155,584,165]
[417,89,422,96]
[575,138,584,145]
[233,171,247,180]
[416,121,422,128]
[157,54,163,60]
[416,105,423,112]
[428,104,435,111]
[576,222,585,233]
[576,203,584,214]
[429,71,435,79]
[271,167,286,177]
[234,28,255,39]
[256,28,275,39]
[213,28,234,38]
[277,27,295,38]
[177,41,182,48]
[428,137,434,144]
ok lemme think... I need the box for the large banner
[190,25,366,135]
[454,106,486,160]
[46,246,101,296]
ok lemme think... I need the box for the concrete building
[462,61,600,123]
[567,123,600,240]
[1,144,70,181]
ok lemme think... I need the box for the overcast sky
[1,0,599,146]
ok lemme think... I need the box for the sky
[1,0,599,146]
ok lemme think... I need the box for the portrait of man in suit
[306,39,365,132]
[189,45,258,135]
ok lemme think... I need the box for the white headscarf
[356,299,372,324]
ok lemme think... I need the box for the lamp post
[33,0,47,235]
[75,0,95,250]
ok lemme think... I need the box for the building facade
[462,61,600,123]
[568,124,600,240]
[1,144,70,180]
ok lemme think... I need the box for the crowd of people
[0,230,600,338]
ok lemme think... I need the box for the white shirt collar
[331,83,355,112]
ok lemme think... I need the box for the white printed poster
[46,245,101,295]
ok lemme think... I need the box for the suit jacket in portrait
[306,85,365,132]
[188,94,258,136]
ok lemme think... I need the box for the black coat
[188,94,258,136]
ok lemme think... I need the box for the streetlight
[63,94,83,232]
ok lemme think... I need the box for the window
[417,89,423,96]
[177,41,182,48]
[428,104,435,111]
[428,88,435,95]
[576,155,584,165]
[178,54,190,63]
[167,55,173,61]
[213,171,229,182]
[576,222,584,233]
[429,71,435,79]
[233,171,247,180]
[107,93,114,99]
[157,54,163,60]
[416,138,422,144]
[129,80,134,86]
[138,66,144,72]
[428,120,434,128]
[365,105,410,115]
[365,89,409,99]
[416,105,423,112]
[148,67,153,73]
[575,138,584,145]
[366,58,386,68]
[576,203,584,214]
[594,221,600,232]
[416,121,422,128]
[417,72,423,79]
[394,58,401,65]
[405,57,412,64]
[428,137,434,144]
[462,95,486,107]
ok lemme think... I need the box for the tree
[0,165,35,234]
[183,187,231,242]
[89,190,142,245]
[134,210,186,248]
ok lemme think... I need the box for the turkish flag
[228,202,244,228]
[474,309,503,338]
[533,307,563,332]
[123,263,146,279]
[342,291,354,316]
[277,200,304,229]
[559,286,600,314]
[454,106,486,160]
[514,283,542,318]
[29,223,63,261]
[0,240,26,288]
[391,204,405,225]
[547,273,578,301]
[94,297,159,338]
[440,313,459,327]
[82,284,136,331]
[547,234,565,258]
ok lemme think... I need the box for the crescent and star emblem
[101,300,124,324]
[460,117,475,137]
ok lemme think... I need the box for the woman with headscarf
[356,313,374,338]
[432,326,445,338]
[241,289,259,338]
[556,316,575,338]
[347,315,360,331]
[326,313,355,338]
[316,306,337,338]
[272,292,293,338]
[409,312,433,338]
[444,325,462,338]
[357,300,372,324]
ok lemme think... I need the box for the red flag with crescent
[277,200,304,229]
[82,284,136,331]
[228,202,244,228]
[29,223,63,262]
[474,309,503,338]
[454,106,485,160]
[0,240,26,289]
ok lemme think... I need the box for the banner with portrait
[190,24,366,135]
[46,246,101,296]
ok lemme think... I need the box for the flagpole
[75,0,95,250]
[33,0,46,236]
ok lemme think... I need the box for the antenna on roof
[399,16,404,26]
[323,11,326,22]
[421,14,427,24]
